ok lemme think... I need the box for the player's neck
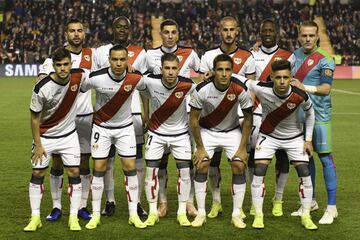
[114,39,129,47]
[50,73,70,85]
[273,86,291,97]
[261,44,278,53]
[214,80,230,91]
[161,45,178,53]
[220,42,237,54]
[65,45,82,54]
[109,68,126,80]
[303,46,318,55]
[162,77,178,89]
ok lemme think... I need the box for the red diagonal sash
[294,51,324,82]
[79,48,92,70]
[199,81,244,129]
[40,72,82,134]
[128,45,143,65]
[260,92,304,134]
[232,49,251,74]
[149,80,193,131]
[258,48,292,81]
[93,73,142,125]
[175,47,192,70]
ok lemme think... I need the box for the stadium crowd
[0,0,358,65]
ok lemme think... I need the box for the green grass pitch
[0,77,359,239]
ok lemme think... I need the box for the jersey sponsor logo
[234,57,242,65]
[287,102,296,110]
[175,91,184,98]
[70,84,78,92]
[324,69,333,77]
[227,93,236,101]
[124,85,133,92]
[307,59,314,66]
[177,55,183,62]
[92,144,99,150]
[84,55,91,62]
[128,51,135,58]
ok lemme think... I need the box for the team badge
[124,85,133,92]
[274,57,282,61]
[177,56,183,62]
[175,91,184,98]
[287,102,296,110]
[70,84,78,92]
[234,58,242,65]
[128,51,135,58]
[324,69,333,77]
[84,55,90,62]
[92,144,99,150]
[227,94,236,101]
[307,59,314,66]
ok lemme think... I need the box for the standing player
[199,16,255,219]
[250,18,293,217]
[24,48,85,231]
[141,53,195,227]
[290,21,338,224]
[83,44,146,230]
[93,16,148,217]
[38,19,93,221]
[190,54,253,228]
[145,19,200,217]
[247,59,317,230]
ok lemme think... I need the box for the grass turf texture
[0,77,359,239]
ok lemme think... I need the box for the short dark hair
[220,16,238,27]
[112,16,131,28]
[271,59,291,72]
[161,53,179,65]
[260,18,278,33]
[213,54,234,69]
[109,44,128,56]
[160,19,178,31]
[52,47,71,63]
[299,20,319,34]
[66,18,83,30]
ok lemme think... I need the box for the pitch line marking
[332,88,360,96]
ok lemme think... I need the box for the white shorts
[32,130,80,169]
[91,123,137,159]
[254,133,309,162]
[76,114,92,154]
[200,128,242,160]
[132,113,145,145]
[145,131,192,161]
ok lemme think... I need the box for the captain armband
[304,85,317,94]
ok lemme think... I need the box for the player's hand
[32,144,47,165]
[203,71,214,80]
[233,148,248,166]
[291,78,305,90]
[127,64,135,72]
[193,148,209,168]
[304,141,313,157]
[142,114,149,133]
[249,41,261,52]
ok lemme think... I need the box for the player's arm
[303,95,315,156]
[190,107,209,167]
[30,111,46,165]
[234,107,253,163]
[245,72,255,80]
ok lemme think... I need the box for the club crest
[227,94,236,101]
[274,57,282,61]
[307,59,314,66]
[92,144,99,150]
[234,58,242,65]
[84,55,90,62]
[287,102,296,109]
[70,84,78,92]
[128,51,135,58]
[124,85,133,92]
[175,91,184,98]
[177,55,183,62]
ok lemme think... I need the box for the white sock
[91,176,104,215]
[145,166,159,214]
[158,168,168,203]
[125,172,139,216]
[177,167,191,215]
[274,173,289,201]
[194,180,207,216]
[29,182,43,216]
[68,182,82,215]
[251,175,265,214]
[299,176,313,215]
[136,158,145,201]
[232,183,246,217]
[104,156,115,203]
[50,173,63,209]
[208,166,221,203]
[80,173,91,208]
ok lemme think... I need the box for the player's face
[161,25,179,48]
[271,69,291,95]
[53,57,72,80]
[109,49,128,76]
[161,60,180,86]
[298,26,318,53]
[220,20,239,45]
[65,23,85,47]
[214,61,233,90]
[260,22,277,48]
[113,19,130,43]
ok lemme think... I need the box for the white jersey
[30,69,86,137]
[145,45,200,77]
[39,48,94,115]
[94,43,147,114]
[246,80,315,141]
[81,68,145,128]
[190,76,253,132]
[141,74,195,136]
[200,46,255,77]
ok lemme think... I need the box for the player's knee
[32,169,46,178]
[194,171,207,183]
[122,158,136,171]
[294,163,310,177]
[232,173,246,184]
[197,160,210,174]
[93,170,106,177]
[94,160,107,172]
[66,166,80,177]
[319,153,335,168]
[254,163,268,176]
[231,160,246,174]
[176,161,191,169]
[30,174,44,184]
[146,160,161,168]
[68,176,81,185]
[50,167,63,176]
